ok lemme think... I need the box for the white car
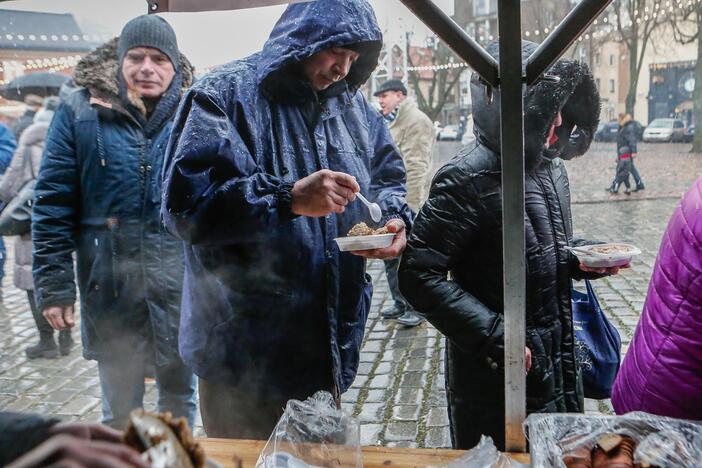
[438,124,459,141]
[642,118,686,142]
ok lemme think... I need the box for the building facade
[0,10,98,111]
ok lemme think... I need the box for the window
[609,54,615,65]
[473,0,490,16]
[609,79,615,93]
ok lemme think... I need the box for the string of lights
[1,33,112,43]
[406,0,701,73]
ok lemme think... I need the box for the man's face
[377,90,406,116]
[301,47,360,91]
[121,47,175,99]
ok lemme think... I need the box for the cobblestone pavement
[0,140,697,447]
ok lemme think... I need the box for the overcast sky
[1,0,454,69]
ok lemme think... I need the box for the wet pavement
[0,140,698,447]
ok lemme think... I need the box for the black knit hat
[373,79,407,96]
[117,15,179,69]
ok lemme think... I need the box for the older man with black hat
[374,79,434,327]
[32,15,196,429]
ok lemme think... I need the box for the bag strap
[584,280,600,307]
[27,144,36,180]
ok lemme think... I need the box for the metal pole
[398,0,499,87]
[525,0,611,85]
[498,0,526,453]
[146,0,306,14]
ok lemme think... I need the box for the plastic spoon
[355,192,382,223]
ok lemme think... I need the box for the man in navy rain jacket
[162,0,412,438]
[32,16,196,430]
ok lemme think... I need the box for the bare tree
[668,4,702,152]
[613,0,666,115]
[407,41,463,122]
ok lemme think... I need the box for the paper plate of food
[567,243,641,268]
[334,222,395,252]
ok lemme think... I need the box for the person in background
[0,97,75,359]
[0,110,17,297]
[399,42,623,450]
[1,412,146,468]
[611,175,702,420]
[11,94,43,140]
[32,15,196,429]
[625,114,645,192]
[162,0,411,439]
[374,79,434,327]
[608,113,641,195]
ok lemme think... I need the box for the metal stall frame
[147,0,611,453]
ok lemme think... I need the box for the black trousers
[199,370,335,439]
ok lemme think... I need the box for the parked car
[437,124,460,141]
[594,120,619,142]
[594,119,645,142]
[642,118,686,142]
[683,124,695,143]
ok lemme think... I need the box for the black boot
[381,303,405,319]
[608,183,620,194]
[636,182,645,191]
[58,330,74,356]
[26,334,58,359]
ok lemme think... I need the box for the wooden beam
[147,0,307,13]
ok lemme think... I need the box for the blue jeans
[98,346,197,430]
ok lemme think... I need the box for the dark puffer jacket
[32,39,194,365]
[398,42,601,450]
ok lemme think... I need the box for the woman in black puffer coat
[399,42,619,450]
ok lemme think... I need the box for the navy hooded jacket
[162,0,411,393]
[32,39,194,365]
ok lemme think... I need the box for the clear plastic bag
[442,436,527,468]
[524,411,702,468]
[256,391,361,468]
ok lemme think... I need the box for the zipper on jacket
[96,118,107,167]
[106,217,120,298]
[536,165,580,409]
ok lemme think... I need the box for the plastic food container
[524,412,702,468]
[334,233,395,252]
[567,243,641,268]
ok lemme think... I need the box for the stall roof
[147,0,306,13]
[0,10,96,52]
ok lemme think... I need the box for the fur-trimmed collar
[74,37,193,116]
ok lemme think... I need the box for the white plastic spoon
[355,192,382,223]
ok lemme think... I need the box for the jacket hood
[257,0,382,94]
[74,37,194,114]
[470,41,600,171]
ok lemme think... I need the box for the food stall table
[199,438,530,467]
